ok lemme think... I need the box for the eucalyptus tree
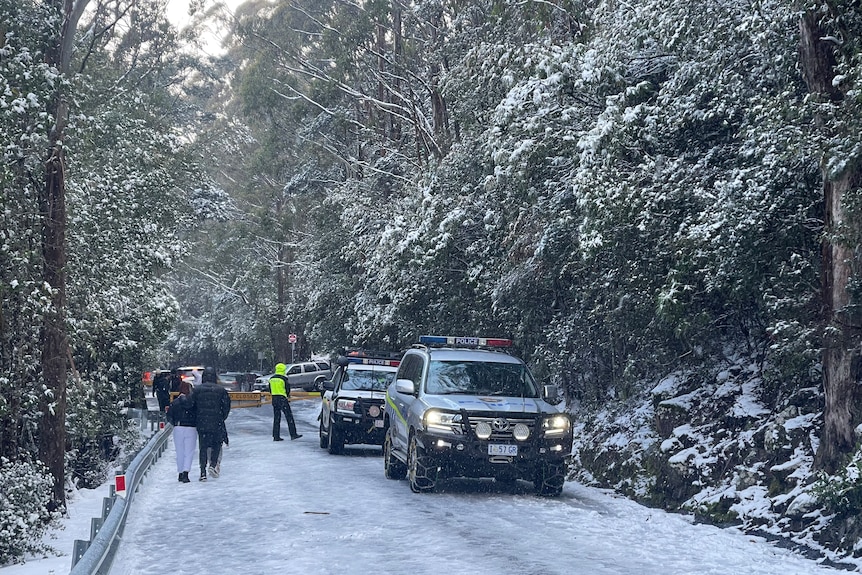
[39,0,92,510]
[222,0,387,358]
[64,0,213,482]
[797,1,862,472]
[1,0,210,513]
[0,0,60,481]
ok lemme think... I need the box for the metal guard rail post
[69,422,172,575]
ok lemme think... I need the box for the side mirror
[395,378,415,395]
[543,384,561,404]
[323,379,336,391]
[336,355,349,367]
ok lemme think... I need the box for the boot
[180,471,190,483]
[178,473,183,482]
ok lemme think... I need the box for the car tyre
[319,419,329,449]
[383,427,406,480]
[328,419,344,455]
[407,433,437,493]
[534,460,566,497]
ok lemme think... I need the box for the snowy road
[111,397,841,575]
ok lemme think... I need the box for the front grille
[355,398,385,419]
[464,415,537,440]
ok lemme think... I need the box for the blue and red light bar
[419,335,512,347]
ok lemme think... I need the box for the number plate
[488,444,517,456]
[374,419,384,428]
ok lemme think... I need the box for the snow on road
[105,398,840,575]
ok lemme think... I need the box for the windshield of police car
[425,360,539,397]
[341,368,396,391]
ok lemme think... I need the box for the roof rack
[337,348,402,367]
[342,348,401,360]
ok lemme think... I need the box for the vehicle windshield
[426,360,539,397]
[341,368,396,391]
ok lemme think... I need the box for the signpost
[288,333,297,362]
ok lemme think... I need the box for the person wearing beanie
[191,366,231,481]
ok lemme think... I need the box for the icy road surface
[111,397,840,575]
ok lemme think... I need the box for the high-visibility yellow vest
[269,374,288,397]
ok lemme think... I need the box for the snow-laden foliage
[1,0,214,562]
[181,0,862,560]
[0,457,57,565]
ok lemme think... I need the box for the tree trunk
[39,0,90,508]
[40,142,68,509]
[817,170,862,472]
[799,8,862,472]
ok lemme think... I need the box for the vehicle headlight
[542,414,571,437]
[425,410,461,433]
[336,399,356,413]
[475,421,492,440]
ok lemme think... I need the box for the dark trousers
[272,395,298,439]
[198,430,223,472]
[156,394,170,415]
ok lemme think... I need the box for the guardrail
[69,410,172,575]
[66,393,316,574]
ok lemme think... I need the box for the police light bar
[419,335,513,347]
[346,357,400,367]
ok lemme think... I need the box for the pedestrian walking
[152,370,171,415]
[169,368,183,393]
[213,428,229,476]
[270,362,302,441]
[191,366,231,481]
[166,380,196,483]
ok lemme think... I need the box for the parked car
[252,361,332,392]
[177,366,204,388]
[319,351,401,454]
[253,373,274,392]
[218,372,247,392]
[383,335,572,496]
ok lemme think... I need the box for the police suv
[319,350,401,454]
[383,336,572,496]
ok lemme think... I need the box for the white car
[253,373,274,392]
[383,335,572,496]
[253,361,332,392]
[319,352,401,454]
[176,366,203,388]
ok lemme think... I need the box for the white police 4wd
[383,336,572,496]
[319,350,401,454]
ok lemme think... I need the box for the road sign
[288,333,297,344]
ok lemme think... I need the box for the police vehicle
[383,335,572,496]
[319,350,401,454]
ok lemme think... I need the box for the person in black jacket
[169,368,183,393]
[166,380,196,483]
[152,371,172,415]
[191,366,231,482]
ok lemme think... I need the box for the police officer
[270,363,302,441]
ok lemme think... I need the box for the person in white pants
[166,380,197,483]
